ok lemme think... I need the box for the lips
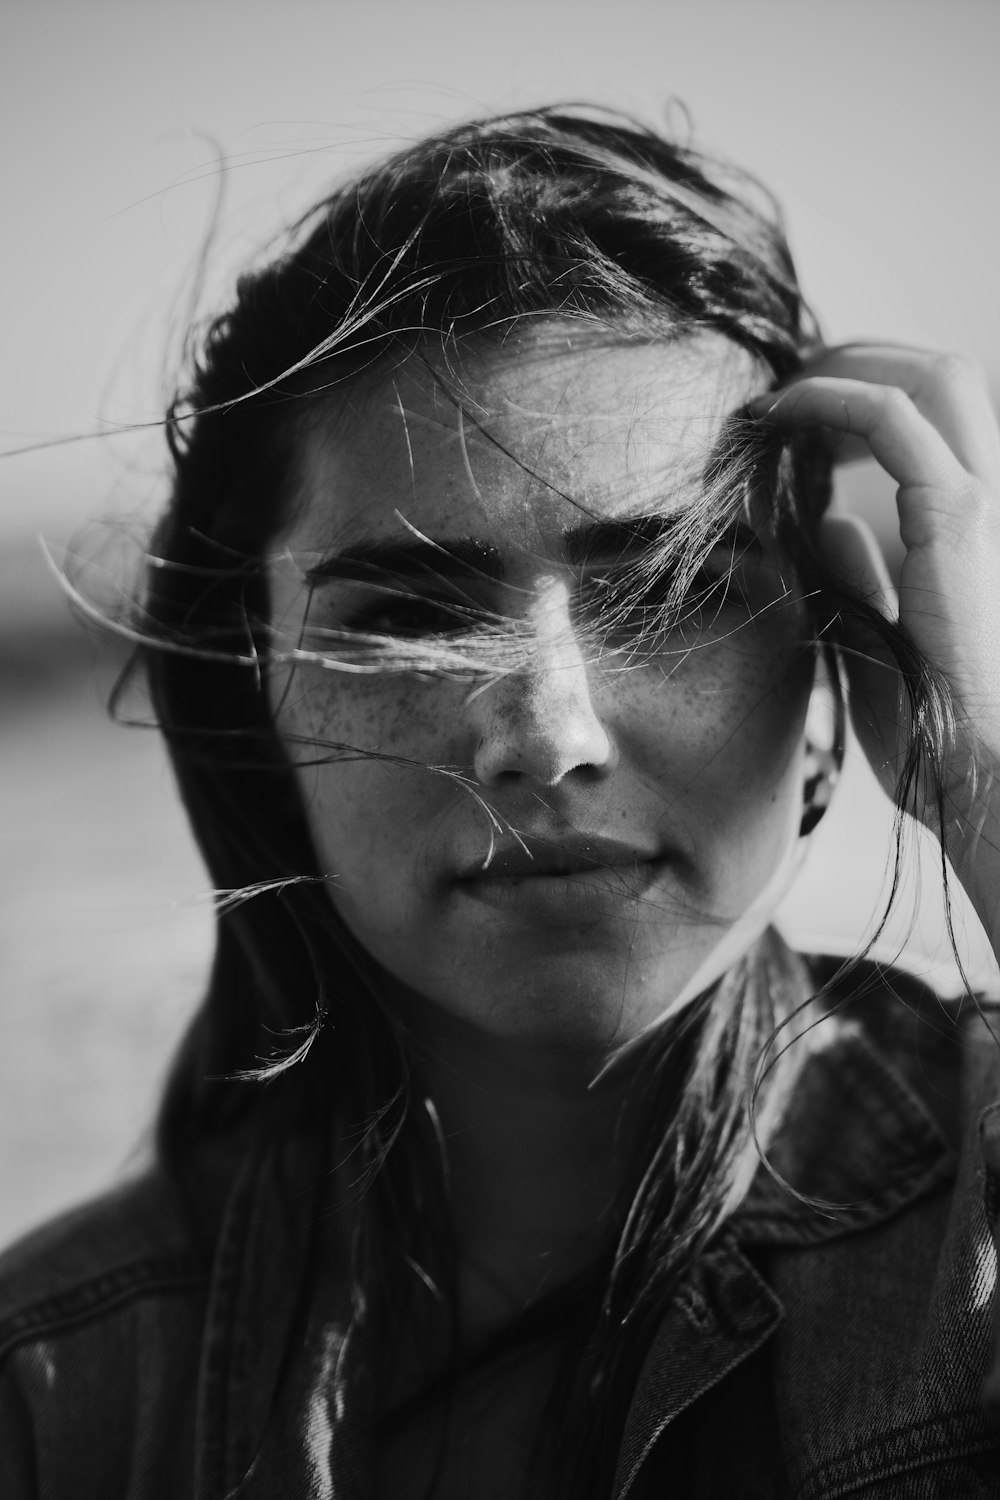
[456,832,662,882]
[453,831,668,924]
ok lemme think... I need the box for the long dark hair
[132,105,948,1493]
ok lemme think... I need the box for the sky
[2,0,999,548]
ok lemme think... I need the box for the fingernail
[746,393,783,417]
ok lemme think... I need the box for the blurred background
[3,0,999,1244]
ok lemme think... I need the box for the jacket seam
[739,1172,955,1240]
[795,1409,1000,1498]
[0,1255,206,1365]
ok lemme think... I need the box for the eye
[578,551,750,646]
[342,593,477,639]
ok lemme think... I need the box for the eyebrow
[303,514,760,586]
[304,536,504,585]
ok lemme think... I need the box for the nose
[471,576,618,788]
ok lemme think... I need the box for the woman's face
[267,330,815,1051]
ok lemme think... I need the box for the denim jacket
[3,958,1000,1498]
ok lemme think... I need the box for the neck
[403,1002,640,1333]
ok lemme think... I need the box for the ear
[800,643,846,838]
[819,512,899,622]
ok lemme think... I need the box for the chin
[471,970,685,1051]
[373,929,727,1053]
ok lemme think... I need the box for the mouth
[454,833,667,921]
[457,832,661,880]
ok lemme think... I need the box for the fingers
[758,343,1000,484]
[795,345,1000,482]
[751,375,969,500]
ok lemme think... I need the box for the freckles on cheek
[636,639,810,797]
[282,672,473,882]
[292,672,445,758]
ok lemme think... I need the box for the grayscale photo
[2,2,1000,1494]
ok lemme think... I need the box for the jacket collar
[734,1005,958,1248]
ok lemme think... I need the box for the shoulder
[750,957,1000,1495]
[0,1162,214,1498]
[0,1161,208,1350]
[803,950,1000,1149]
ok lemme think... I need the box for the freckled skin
[267,330,816,1049]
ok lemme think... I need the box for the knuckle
[963,480,997,528]
[928,350,985,389]
[878,385,914,421]
[941,478,993,532]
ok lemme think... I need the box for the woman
[2,105,1000,1498]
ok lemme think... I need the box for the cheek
[623,637,813,815]
[702,649,814,841]
[280,664,457,764]
[274,666,466,875]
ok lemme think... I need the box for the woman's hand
[750,344,1000,952]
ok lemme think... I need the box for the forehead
[280,329,764,555]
